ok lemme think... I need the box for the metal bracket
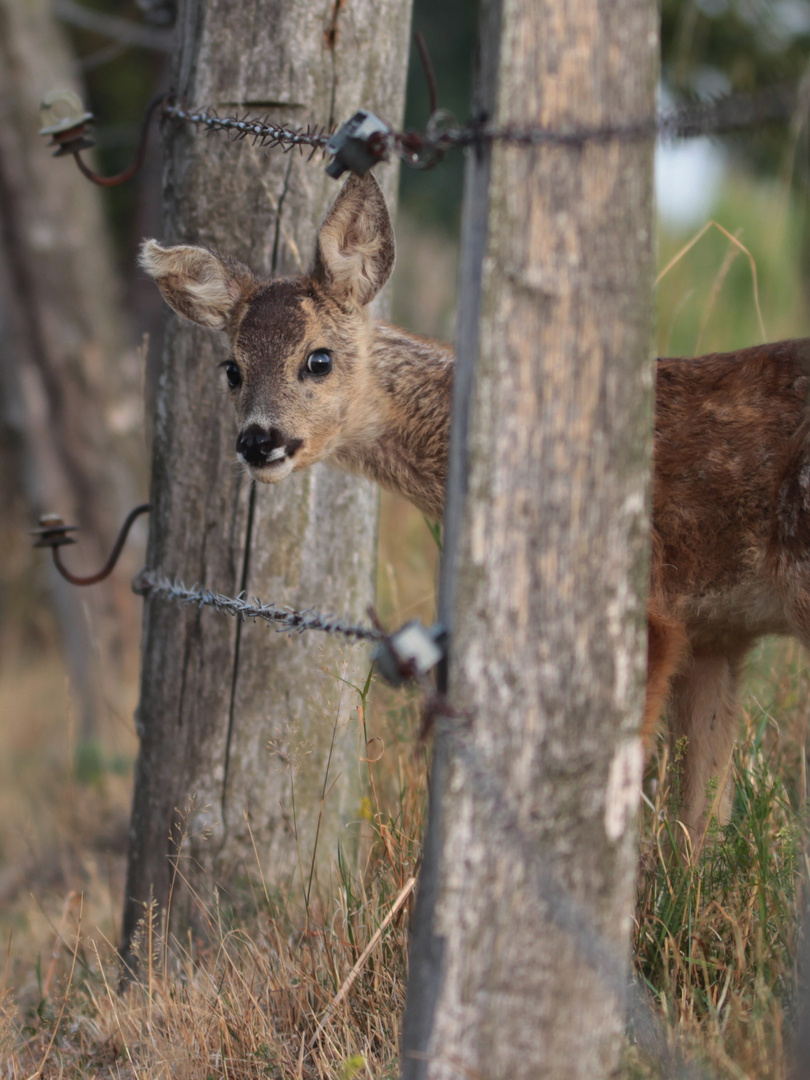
[372,619,448,687]
[326,109,391,178]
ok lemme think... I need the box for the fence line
[46,79,807,192]
[162,82,803,173]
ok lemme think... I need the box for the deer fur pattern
[141,171,810,849]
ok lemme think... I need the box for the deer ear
[139,241,257,332]
[312,172,395,308]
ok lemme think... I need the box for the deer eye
[306,349,332,376]
[222,361,242,390]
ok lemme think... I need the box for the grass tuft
[632,642,806,1079]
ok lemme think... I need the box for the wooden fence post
[122,0,413,964]
[402,0,658,1075]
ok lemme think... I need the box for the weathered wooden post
[402,0,658,1075]
[122,0,413,963]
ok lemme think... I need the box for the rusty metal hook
[31,504,151,586]
[414,31,438,117]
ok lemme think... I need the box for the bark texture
[403,1,657,1077]
[123,0,411,959]
[0,0,145,736]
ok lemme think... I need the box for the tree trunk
[402,1,657,1077]
[122,0,412,962]
[0,0,145,739]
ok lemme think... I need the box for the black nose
[236,424,302,466]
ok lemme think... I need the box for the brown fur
[141,173,810,849]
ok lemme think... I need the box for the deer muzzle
[236,424,303,471]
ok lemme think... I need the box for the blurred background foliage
[35,0,810,562]
[58,0,810,348]
[656,0,810,355]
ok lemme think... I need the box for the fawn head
[139,173,395,484]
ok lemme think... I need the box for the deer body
[142,172,810,848]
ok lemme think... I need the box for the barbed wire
[32,511,440,680]
[131,568,712,1077]
[162,103,331,157]
[133,568,383,642]
[161,82,803,173]
[44,80,807,186]
[485,84,799,146]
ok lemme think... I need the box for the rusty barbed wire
[29,507,443,680]
[131,570,447,683]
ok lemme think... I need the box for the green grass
[656,172,810,359]
[630,639,807,1079]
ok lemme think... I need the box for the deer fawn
[142,171,810,850]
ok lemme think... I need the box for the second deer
[141,172,810,850]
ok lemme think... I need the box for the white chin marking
[248,458,294,484]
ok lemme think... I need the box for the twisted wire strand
[162,103,331,153]
[134,568,382,642]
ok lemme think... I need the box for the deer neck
[332,321,454,520]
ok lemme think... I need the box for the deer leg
[643,610,689,749]
[665,650,744,850]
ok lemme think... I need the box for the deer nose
[236,424,302,467]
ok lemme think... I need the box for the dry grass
[0,676,426,1080]
[4,511,808,1080]
[1,635,806,1079]
[0,487,436,1079]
